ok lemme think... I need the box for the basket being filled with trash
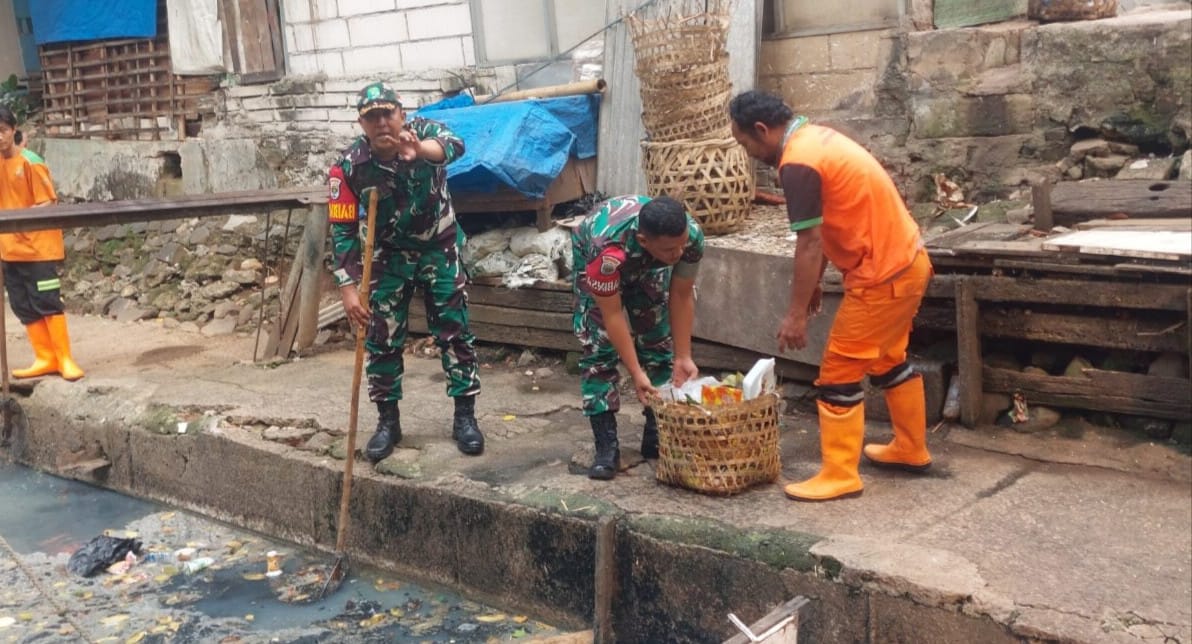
[649,359,781,496]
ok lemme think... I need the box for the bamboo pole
[478,78,606,104]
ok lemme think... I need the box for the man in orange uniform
[0,107,84,381]
[729,91,931,501]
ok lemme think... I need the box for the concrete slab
[4,311,1190,643]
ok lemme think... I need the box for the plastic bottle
[183,557,215,574]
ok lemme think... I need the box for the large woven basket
[651,393,782,496]
[638,59,732,142]
[641,137,754,235]
[1028,0,1117,21]
[628,14,730,73]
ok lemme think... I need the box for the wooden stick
[335,188,379,553]
[0,265,10,439]
[478,79,606,104]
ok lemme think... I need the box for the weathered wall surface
[760,7,1192,200]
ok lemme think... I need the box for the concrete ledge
[8,391,1084,643]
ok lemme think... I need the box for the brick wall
[758,29,898,116]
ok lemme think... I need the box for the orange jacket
[0,148,64,262]
[780,124,920,289]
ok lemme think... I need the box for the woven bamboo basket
[650,393,782,496]
[638,59,732,142]
[628,11,730,73]
[1028,0,1117,21]
[641,137,754,235]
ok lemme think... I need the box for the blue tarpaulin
[414,94,600,199]
[31,0,157,45]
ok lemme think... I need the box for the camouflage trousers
[366,244,480,403]
[572,267,674,416]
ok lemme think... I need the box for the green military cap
[356,82,401,115]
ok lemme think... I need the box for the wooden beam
[980,309,1186,353]
[1050,179,1192,224]
[956,278,982,428]
[1031,181,1053,232]
[983,366,1191,420]
[467,284,574,312]
[965,275,1189,310]
[0,188,325,234]
[293,207,330,352]
[594,516,617,644]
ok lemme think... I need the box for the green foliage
[0,74,32,124]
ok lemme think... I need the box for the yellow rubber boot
[863,375,932,472]
[12,318,57,379]
[44,314,84,381]
[784,401,865,502]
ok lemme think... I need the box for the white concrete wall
[0,2,26,79]
[282,0,475,77]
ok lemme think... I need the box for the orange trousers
[818,250,932,389]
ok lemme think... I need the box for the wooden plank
[1042,230,1192,262]
[967,275,1189,310]
[293,207,330,352]
[1075,218,1192,231]
[723,597,808,644]
[934,0,1025,28]
[596,0,647,196]
[992,258,1124,277]
[1031,181,1053,232]
[980,309,1186,353]
[471,276,571,292]
[467,284,574,312]
[983,366,1191,420]
[1050,179,1192,224]
[409,317,579,352]
[411,300,571,332]
[955,278,982,428]
[952,239,1070,261]
[0,188,325,234]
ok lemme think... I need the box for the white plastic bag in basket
[657,376,721,404]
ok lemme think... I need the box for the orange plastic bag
[701,385,743,407]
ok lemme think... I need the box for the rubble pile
[461,225,573,288]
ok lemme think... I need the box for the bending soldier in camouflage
[329,81,484,462]
[572,195,705,479]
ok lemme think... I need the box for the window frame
[765,0,902,39]
[469,0,594,66]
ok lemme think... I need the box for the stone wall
[759,6,1192,201]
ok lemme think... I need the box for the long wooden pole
[478,79,606,104]
[335,188,379,553]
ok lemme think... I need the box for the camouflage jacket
[327,117,464,286]
[573,195,705,298]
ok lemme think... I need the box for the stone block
[282,0,311,23]
[314,19,350,49]
[1181,150,1192,181]
[347,11,407,47]
[784,70,877,113]
[313,0,337,19]
[395,0,456,7]
[829,30,894,71]
[342,44,403,74]
[912,94,1034,138]
[287,23,315,52]
[865,356,947,424]
[759,35,831,76]
[316,51,345,77]
[462,35,476,66]
[284,53,319,75]
[337,0,395,17]
[399,37,466,71]
[404,3,471,41]
[1115,155,1178,180]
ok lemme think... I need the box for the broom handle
[335,188,379,553]
[0,263,9,399]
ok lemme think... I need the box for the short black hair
[0,107,15,129]
[728,90,794,130]
[639,195,688,237]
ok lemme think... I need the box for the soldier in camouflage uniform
[328,81,484,462]
[572,195,705,479]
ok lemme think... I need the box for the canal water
[0,460,562,643]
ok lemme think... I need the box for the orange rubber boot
[12,318,57,379]
[784,401,865,502]
[863,375,932,472]
[45,314,84,381]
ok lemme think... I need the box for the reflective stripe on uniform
[36,278,61,292]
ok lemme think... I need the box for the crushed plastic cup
[265,551,283,577]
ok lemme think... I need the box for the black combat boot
[452,395,485,455]
[366,401,401,463]
[640,407,659,459]
[588,412,620,480]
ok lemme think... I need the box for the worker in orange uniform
[729,91,932,501]
[0,107,84,381]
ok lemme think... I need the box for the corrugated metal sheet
[596,0,758,197]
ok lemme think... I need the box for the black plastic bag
[67,535,143,577]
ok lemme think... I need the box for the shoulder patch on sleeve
[327,165,359,224]
[585,247,626,296]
